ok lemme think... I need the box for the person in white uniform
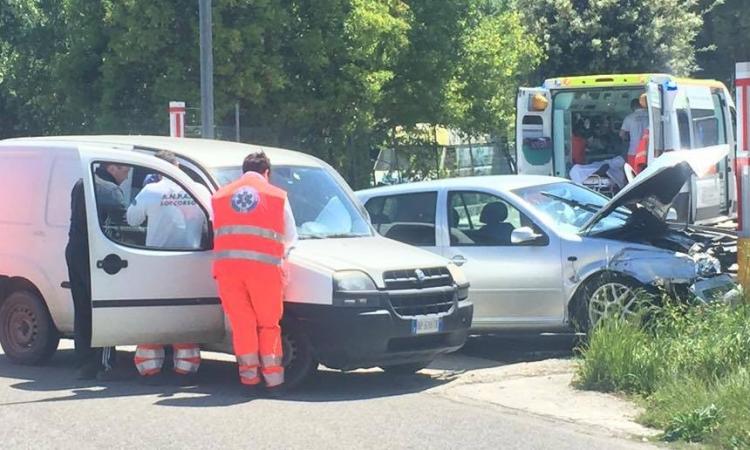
[127,151,211,249]
[125,150,212,385]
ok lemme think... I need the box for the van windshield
[212,165,373,239]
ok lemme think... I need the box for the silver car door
[441,189,565,329]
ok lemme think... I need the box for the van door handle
[451,255,467,266]
[96,254,128,275]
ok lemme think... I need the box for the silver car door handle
[451,255,467,266]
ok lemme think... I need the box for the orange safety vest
[211,173,286,276]
[628,129,649,175]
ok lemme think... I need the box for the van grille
[383,267,452,290]
[383,267,455,317]
[388,289,455,316]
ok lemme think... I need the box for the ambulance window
[523,116,543,125]
[677,109,692,149]
[91,162,210,251]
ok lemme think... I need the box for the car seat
[478,202,514,245]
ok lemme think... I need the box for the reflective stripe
[174,348,201,359]
[135,348,165,359]
[261,354,283,368]
[173,359,199,374]
[240,368,258,380]
[136,359,164,373]
[264,370,284,387]
[237,353,260,366]
[215,250,282,266]
[215,225,283,243]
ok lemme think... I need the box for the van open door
[78,145,224,346]
[516,88,553,176]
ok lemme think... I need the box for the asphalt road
[0,339,653,450]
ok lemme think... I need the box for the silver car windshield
[513,182,630,234]
[212,165,373,239]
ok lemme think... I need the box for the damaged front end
[603,221,739,304]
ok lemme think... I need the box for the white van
[0,136,472,386]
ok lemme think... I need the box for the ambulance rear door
[516,88,554,176]
[78,145,225,347]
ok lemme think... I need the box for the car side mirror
[511,226,544,245]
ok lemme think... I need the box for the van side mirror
[511,226,545,245]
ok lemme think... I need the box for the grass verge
[575,300,750,448]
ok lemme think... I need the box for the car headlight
[333,271,377,292]
[693,253,721,277]
[446,262,468,286]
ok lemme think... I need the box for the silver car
[357,148,737,332]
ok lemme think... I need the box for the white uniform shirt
[127,177,211,249]
[621,109,649,155]
[243,172,298,256]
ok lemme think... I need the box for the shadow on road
[457,333,579,365]
[0,345,455,408]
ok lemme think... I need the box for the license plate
[412,316,441,335]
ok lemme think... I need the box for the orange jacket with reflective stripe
[211,173,286,276]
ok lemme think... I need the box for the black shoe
[172,373,198,387]
[77,362,100,380]
[243,384,263,398]
[96,368,128,382]
[138,372,168,386]
[264,384,287,399]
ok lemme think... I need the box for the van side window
[91,162,210,251]
[364,192,437,246]
[448,191,542,246]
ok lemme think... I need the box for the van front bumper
[285,299,473,371]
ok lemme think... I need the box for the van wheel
[381,360,432,375]
[281,320,317,389]
[0,290,59,365]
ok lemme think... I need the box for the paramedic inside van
[66,162,130,380]
[126,150,211,384]
[619,96,649,158]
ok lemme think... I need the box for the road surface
[0,340,654,449]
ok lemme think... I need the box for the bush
[576,302,750,448]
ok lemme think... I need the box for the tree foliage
[516,0,704,79]
[0,0,540,187]
[695,0,750,86]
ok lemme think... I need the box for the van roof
[542,73,727,90]
[1,135,320,169]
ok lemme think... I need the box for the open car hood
[580,145,730,234]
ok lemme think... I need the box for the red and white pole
[736,62,750,288]
[169,101,186,138]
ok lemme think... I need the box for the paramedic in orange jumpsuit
[211,151,297,394]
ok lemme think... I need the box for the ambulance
[516,74,736,224]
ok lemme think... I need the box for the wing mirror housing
[511,226,547,245]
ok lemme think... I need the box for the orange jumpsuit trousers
[215,262,284,387]
[133,343,201,376]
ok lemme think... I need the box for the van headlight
[446,263,470,300]
[332,271,381,307]
[446,263,468,287]
[333,271,377,292]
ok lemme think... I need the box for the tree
[694,0,750,87]
[516,0,704,79]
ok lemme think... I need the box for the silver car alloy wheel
[588,282,638,327]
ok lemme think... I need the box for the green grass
[575,301,750,448]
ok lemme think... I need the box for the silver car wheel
[588,282,638,327]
